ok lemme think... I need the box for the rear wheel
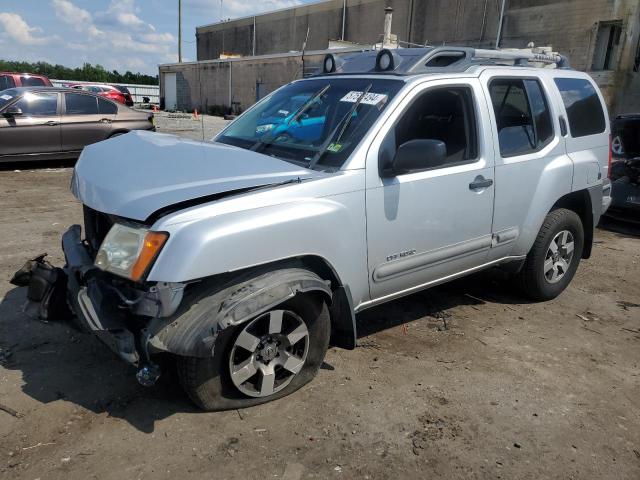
[177,293,330,411]
[517,208,584,301]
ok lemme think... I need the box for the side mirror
[383,139,447,177]
[3,105,23,116]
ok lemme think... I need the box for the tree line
[0,60,158,85]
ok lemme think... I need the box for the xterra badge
[386,249,417,262]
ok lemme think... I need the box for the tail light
[608,134,612,179]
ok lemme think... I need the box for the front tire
[177,293,330,411]
[517,208,584,301]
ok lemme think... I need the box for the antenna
[300,26,310,80]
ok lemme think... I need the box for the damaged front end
[12,222,186,387]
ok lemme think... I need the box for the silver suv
[17,47,612,410]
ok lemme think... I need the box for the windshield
[216,78,404,170]
[0,88,18,110]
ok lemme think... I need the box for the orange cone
[194,109,199,120]
[152,105,158,113]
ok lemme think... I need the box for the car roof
[0,72,49,77]
[5,86,103,94]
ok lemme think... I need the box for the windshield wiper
[308,84,372,169]
[250,85,331,153]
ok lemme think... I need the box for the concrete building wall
[166,0,640,115]
[196,0,503,60]
[159,52,329,113]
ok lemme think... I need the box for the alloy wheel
[228,310,310,398]
[544,230,575,284]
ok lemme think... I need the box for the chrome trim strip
[372,235,493,282]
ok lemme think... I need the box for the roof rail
[407,46,571,73]
[316,46,571,76]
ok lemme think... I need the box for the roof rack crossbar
[405,46,570,73]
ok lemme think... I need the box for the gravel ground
[0,116,638,479]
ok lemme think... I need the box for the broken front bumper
[61,225,184,366]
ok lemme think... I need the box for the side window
[554,78,606,137]
[20,76,47,87]
[0,75,16,91]
[489,78,553,157]
[65,93,98,115]
[393,86,478,168]
[14,92,58,116]
[98,97,117,114]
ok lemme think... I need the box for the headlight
[95,224,168,282]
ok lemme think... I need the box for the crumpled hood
[72,130,320,221]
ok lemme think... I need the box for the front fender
[146,182,369,308]
[145,268,331,357]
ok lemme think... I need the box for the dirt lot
[0,116,639,480]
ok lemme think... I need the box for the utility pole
[178,0,182,62]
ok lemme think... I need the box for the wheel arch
[146,256,357,358]
[550,189,594,259]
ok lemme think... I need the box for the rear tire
[517,208,584,301]
[177,293,330,411]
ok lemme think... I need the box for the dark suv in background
[608,114,640,222]
[0,87,154,163]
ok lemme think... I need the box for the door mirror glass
[385,139,447,176]
[4,105,23,116]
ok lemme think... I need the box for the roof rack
[321,46,571,76]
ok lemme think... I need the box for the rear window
[554,78,606,137]
[114,85,130,94]
[0,75,16,91]
[98,97,117,114]
[20,76,47,87]
[65,93,98,115]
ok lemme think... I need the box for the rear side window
[489,78,554,157]
[0,75,16,91]
[14,92,58,116]
[554,78,606,137]
[65,93,99,115]
[98,97,117,114]
[20,76,47,87]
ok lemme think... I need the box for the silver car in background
[16,47,611,410]
[0,87,154,163]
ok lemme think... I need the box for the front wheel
[177,293,330,411]
[517,208,584,301]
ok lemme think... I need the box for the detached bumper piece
[13,225,176,386]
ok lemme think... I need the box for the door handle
[99,118,111,124]
[44,121,59,126]
[469,176,493,190]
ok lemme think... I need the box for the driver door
[365,79,496,301]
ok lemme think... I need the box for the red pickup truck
[0,72,53,90]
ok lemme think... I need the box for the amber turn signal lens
[131,231,168,282]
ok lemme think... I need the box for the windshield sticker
[0,94,12,100]
[340,91,388,106]
[255,124,274,134]
[327,143,343,153]
[277,109,290,116]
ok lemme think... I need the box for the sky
[0,0,317,75]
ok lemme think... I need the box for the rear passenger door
[552,76,609,189]
[366,79,496,300]
[480,71,571,262]
[61,92,115,152]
